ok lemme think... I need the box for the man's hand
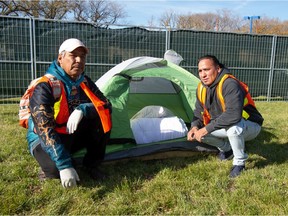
[59,168,80,188]
[67,109,83,134]
[193,127,208,142]
[187,127,198,141]
[187,127,208,142]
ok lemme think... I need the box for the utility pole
[244,16,261,33]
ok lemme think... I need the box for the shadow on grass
[245,126,288,168]
[77,152,212,192]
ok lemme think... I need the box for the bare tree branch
[72,0,126,26]
[0,0,22,16]
[159,10,178,28]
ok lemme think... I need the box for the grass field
[0,102,287,215]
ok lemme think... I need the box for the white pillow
[130,116,188,144]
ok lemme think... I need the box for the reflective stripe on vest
[197,83,211,126]
[197,74,256,125]
[54,83,70,134]
[80,82,112,133]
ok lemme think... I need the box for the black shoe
[88,168,107,181]
[218,149,233,161]
[229,165,245,178]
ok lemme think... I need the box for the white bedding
[130,116,188,144]
[131,105,175,119]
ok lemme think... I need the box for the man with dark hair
[26,38,112,188]
[187,55,264,178]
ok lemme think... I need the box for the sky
[115,0,288,26]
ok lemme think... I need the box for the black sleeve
[30,82,59,146]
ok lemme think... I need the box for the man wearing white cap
[26,38,112,188]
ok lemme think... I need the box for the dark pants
[33,117,110,179]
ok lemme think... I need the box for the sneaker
[229,165,245,178]
[218,149,233,161]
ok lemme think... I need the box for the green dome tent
[74,56,218,163]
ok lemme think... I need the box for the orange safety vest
[197,74,256,125]
[53,80,112,134]
[19,74,61,129]
[53,83,70,134]
[80,82,112,133]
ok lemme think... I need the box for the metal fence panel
[0,16,33,101]
[170,31,273,68]
[0,15,288,104]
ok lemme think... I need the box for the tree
[147,15,157,27]
[0,0,127,25]
[177,12,217,31]
[153,9,243,32]
[250,16,288,35]
[175,9,242,32]
[28,0,72,19]
[158,9,178,28]
[214,9,243,32]
[72,0,126,26]
[1,0,73,19]
[0,0,27,16]
[154,9,288,35]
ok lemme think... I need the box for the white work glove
[59,168,80,188]
[66,109,83,134]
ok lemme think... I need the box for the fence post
[30,16,37,80]
[29,17,35,81]
[267,35,277,102]
[165,26,171,51]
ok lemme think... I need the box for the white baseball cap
[58,38,89,54]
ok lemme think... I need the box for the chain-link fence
[1,15,288,104]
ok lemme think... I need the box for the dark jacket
[26,60,111,170]
[191,68,264,133]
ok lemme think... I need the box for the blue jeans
[202,119,262,166]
